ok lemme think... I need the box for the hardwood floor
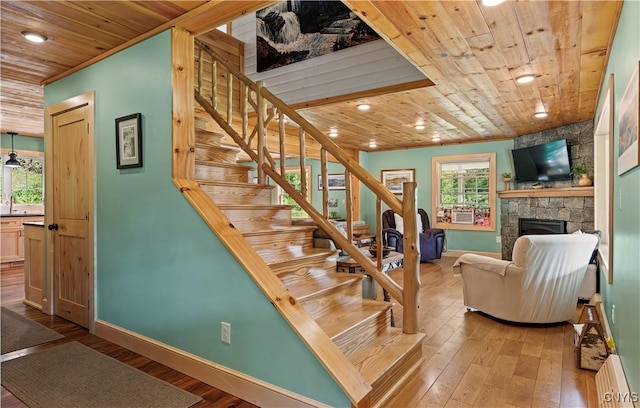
[1,257,597,407]
[384,256,598,408]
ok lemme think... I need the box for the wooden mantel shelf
[498,186,594,198]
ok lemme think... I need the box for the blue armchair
[382,209,446,262]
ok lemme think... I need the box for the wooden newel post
[256,81,266,184]
[402,181,420,334]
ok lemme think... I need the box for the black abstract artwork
[256,1,380,72]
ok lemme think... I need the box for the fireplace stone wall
[500,196,594,259]
[500,121,595,260]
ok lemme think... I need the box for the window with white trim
[594,74,613,282]
[1,151,44,214]
[432,153,496,231]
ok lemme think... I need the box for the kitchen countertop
[0,214,45,218]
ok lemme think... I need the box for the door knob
[48,223,59,230]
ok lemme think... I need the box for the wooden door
[50,101,93,328]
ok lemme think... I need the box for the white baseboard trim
[442,250,501,259]
[94,320,328,408]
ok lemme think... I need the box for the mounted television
[511,139,572,182]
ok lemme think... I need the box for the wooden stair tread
[284,272,361,302]
[195,129,224,143]
[303,295,392,339]
[217,204,294,210]
[242,225,317,237]
[265,247,337,266]
[195,142,239,152]
[195,160,253,170]
[348,329,425,384]
[195,179,275,189]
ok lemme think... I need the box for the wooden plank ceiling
[0,1,622,153]
[0,0,207,138]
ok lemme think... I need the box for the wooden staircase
[193,125,424,407]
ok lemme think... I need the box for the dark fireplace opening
[519,218,567,236]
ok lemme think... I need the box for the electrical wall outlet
[221,321,231,344]
[495,236,501,243]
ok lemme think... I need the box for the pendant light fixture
[5,132,21,168]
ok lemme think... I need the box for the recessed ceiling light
[328,128,338,138]
[534,111,548,118]
[369,140,377,148]
[21,31,47,43]
[432,136,441,142]
[482,0,505,6]
[516,75,535,84]
[415,124,426,130]
[357,104,371,111]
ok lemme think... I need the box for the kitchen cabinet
[24,222,45,309]
[1,216,45,266]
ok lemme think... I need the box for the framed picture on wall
[115,113,143,169]
[318,174,346,190]
[381,169,415,194]
[618,61,639,175]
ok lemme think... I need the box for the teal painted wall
[361,140,514,253]
[43,31,348,406]
[0,134,44,152]
[595,0,640,393]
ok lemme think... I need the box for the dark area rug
[1,307,64,354]
[1,341,202,408]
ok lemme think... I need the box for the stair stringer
[173,177,372,407]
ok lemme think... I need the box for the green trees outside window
[11,158,44,204]
[278,166,311,218]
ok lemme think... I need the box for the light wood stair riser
[302,295,392,339]
[306,298,393,354]
[195,143,239,163]
[219,206,293,232]
[195,161,251,183]
[349,331,425,408]
[369,346,422,407]
[269,251,338,275]
[195,129,224,146]
[200,183,273,205]
[333,312,392,357]
[282,271,362,303]
[244,229,316,258]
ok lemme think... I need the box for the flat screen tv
[511,139,572,182]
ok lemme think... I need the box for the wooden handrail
[194,42,419,335]
[260,87,403,214]
[265,166,404,302]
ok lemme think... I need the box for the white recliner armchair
[453,234,598,323]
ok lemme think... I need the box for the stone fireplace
[500,121,595,260]
[500,196,594,259]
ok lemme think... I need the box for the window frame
[431,153,496,231]
[594,74,614,283]
[0,149,45,214]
